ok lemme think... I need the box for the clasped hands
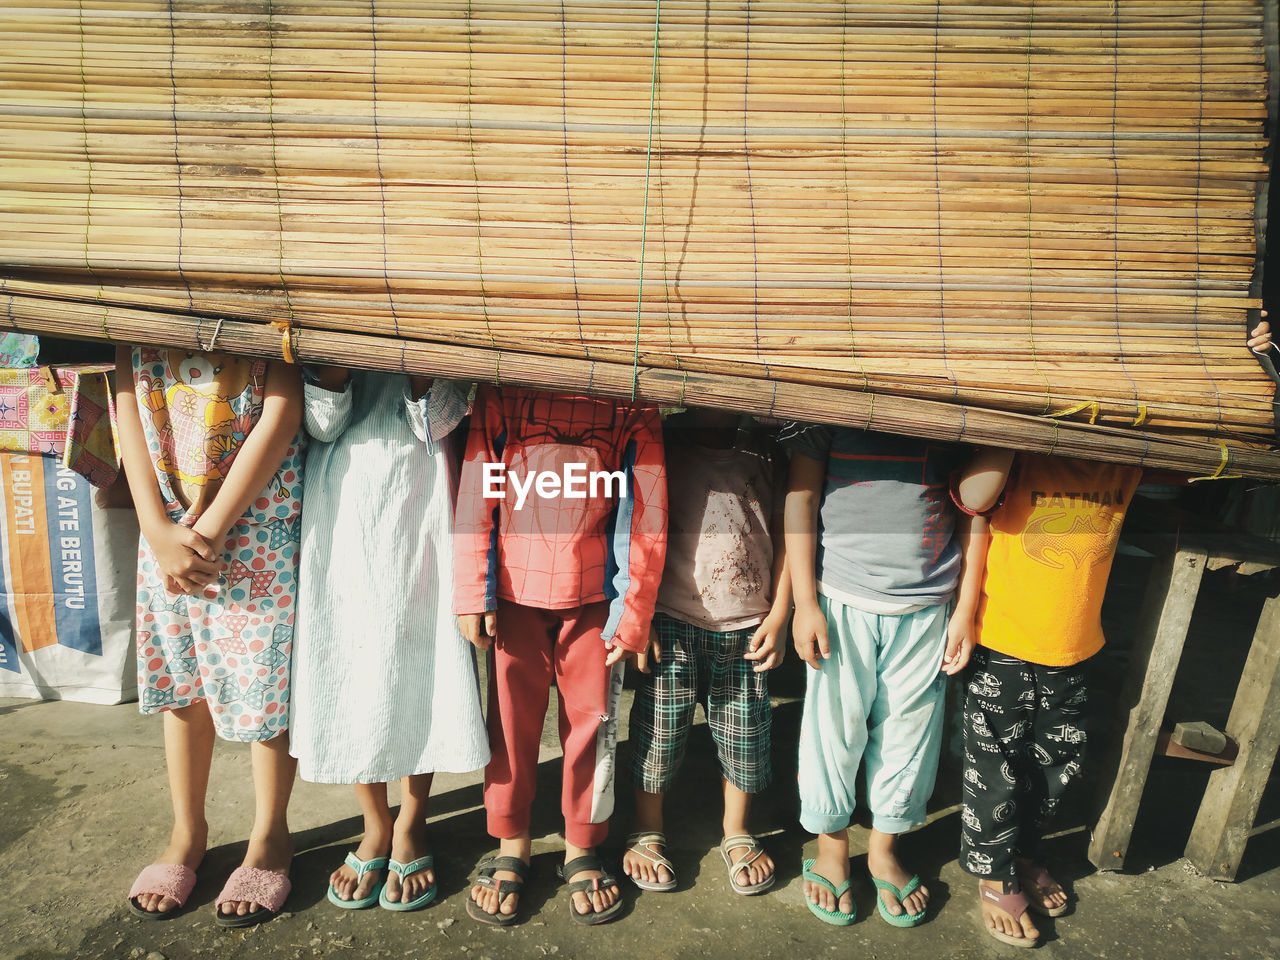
[149,521,222,597]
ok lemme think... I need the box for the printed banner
[0,452,137,703]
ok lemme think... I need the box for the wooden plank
[1206,558,1280,575]
[1124,497,1280,571]
[1184,592,1280,881]
[1089,544,1208,870]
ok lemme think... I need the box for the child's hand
[744,614,786,672]
[605,626,659,673]
[1248,311,1273,354]
[150,522,219,595]
[792,602,830,670]
[458,611,497,651]
[942,604,976,676]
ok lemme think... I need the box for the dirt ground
[3,554,1280,960]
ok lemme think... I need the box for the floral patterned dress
[132,348,302,742]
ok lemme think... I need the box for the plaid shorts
[628,614,772,794]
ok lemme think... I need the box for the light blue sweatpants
[797,593,948,835]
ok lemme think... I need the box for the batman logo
[1021,511,1122,570]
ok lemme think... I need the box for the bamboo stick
[8,299,1280,479]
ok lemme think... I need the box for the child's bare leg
[722,780,773,886]
[980,878,1041,941]
[805,830,854,916]
[219,731,296,918]
[622,788,673,887]
[329,782,392,902]
[385,773,435,903]
[564,841,621,916]
[135,704,215,914]
[470,833,530,918]
[867,828,928,917]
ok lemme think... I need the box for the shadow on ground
[4,553,1280,959]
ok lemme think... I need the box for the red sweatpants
[485,598,625,849]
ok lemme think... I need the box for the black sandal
[465,855,530,927]
[556,854,623,925]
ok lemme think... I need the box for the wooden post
[1088,545,1208,871]
[1184,592,1280,881]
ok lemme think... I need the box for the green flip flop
[801,858,856,926]
[871,874,927,927]
[380,855,438,912]
[327,851,389,910]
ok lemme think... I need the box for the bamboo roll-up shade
[0,1,1276,470]
[18,291,1280,481]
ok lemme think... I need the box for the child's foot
[623,831,676,890]
[804,849,854,918]
[218,828,294,920]
[130,826,208,915]
[1015,858,1069,915]
[329,831,391,904]
[560,850,623,924]
[867,843,928,919]
[721,835,775,893]
[384,819,434,905]
[979,879,1040,946]
[469,838,530,921]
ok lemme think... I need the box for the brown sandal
[1018,862,1070,917]
[466,856,529,927]
[979,881,1038,948]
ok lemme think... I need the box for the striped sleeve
[405,379,472,447]
[303,380,353,443]
[452,384,505,615]
[778,420,831,463]
[600,405,667,652]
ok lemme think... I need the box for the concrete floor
[4,554,1280,960]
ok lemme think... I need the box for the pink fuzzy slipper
[214,865,291,928]
[127,863,198,921]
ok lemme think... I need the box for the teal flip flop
[380,855,437,912]
[801,858,856,926]
[871,874,927,927]
[327,851,389,910]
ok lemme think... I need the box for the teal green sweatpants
[797,593,948,835]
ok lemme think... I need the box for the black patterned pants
[958,647,1089,880]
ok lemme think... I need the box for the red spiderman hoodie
[453,385,667,653]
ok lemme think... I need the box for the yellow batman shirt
[975,454,1142,666]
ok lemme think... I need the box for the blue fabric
[797,593,948,835]
[483,425,507,612]
[600,437,637,645]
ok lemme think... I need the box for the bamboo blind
[1,1,1277,476]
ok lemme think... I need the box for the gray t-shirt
[782,423,962,608]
